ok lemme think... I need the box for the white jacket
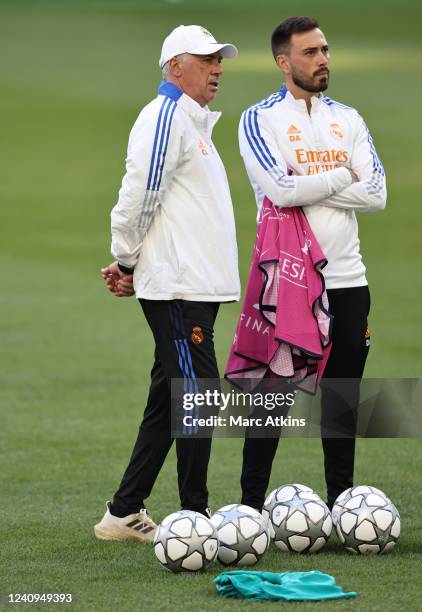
[111,81,240,301]
[239,84,387,288]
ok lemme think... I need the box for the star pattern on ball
[287,496,306,510]
[348,496,388,525]
[216,507,256,529]
[229,531,262,558]
[271,494,332,552]
[337,495,399,553]
[178,525,209,556]
[290,514,326,540]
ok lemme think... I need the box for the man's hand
[101,261,135,297]
[337,162,359,183]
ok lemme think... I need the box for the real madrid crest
[330,123,344,140]
[191,326,204,344]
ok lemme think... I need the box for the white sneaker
[94,502,157,542]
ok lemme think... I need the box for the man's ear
[276,53,290,76]
[169,57,183,78]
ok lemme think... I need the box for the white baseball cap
[159,25,238,69]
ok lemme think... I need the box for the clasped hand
[101,261,135,297]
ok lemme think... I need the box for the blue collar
[158,81,183,102]
[279,83,288,98]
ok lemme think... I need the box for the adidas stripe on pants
[110,299,220,517]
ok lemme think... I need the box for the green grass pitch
[1,1,421,610]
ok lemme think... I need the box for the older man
[95,25,240,541]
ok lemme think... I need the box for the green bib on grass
[214,570,357,601]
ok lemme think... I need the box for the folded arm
[316,115,386,212]
[239,107,353,208]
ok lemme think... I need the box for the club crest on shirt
[288,124,302,142]
[330,123,344,140]
[198,139,208,156]
[192,326,204,344]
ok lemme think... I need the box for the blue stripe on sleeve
[146,97,169,191]
[246,109,271,170]
[322,97,354,110]
[243,94,279,169]
[151,99,175,191]
[242,89,287,171]
[252,108,276,166]
[242,111,267,170]
[365,123,384,175]
[155,101,177,191]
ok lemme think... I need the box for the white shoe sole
[94,524,155,542]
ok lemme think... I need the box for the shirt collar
[158,81,221,134]
[281,82,324,112]
[158,81,183,102]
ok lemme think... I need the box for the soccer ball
[210,504,270,566]
[335,491,400,555]
[153,510,218,572]
[262,483,318,530]
[270,492,332,553]
[332,485,391,526]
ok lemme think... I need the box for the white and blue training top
[239,83,386,288]
[111,81,240,301]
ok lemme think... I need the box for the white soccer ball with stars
[153,510,218,572]
[262,484,323,533]
[270,493,332,553]
[335,489,400,555]
[331,485,391,526]
[210,504,270,566]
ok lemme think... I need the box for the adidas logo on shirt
[288,124,302,142]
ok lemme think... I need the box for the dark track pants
[241,286,371,510]
[110,299,220,517]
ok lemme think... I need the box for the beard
[292,68,330,93]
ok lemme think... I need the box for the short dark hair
[271,16,319,58]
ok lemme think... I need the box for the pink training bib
[225,197,332,393]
